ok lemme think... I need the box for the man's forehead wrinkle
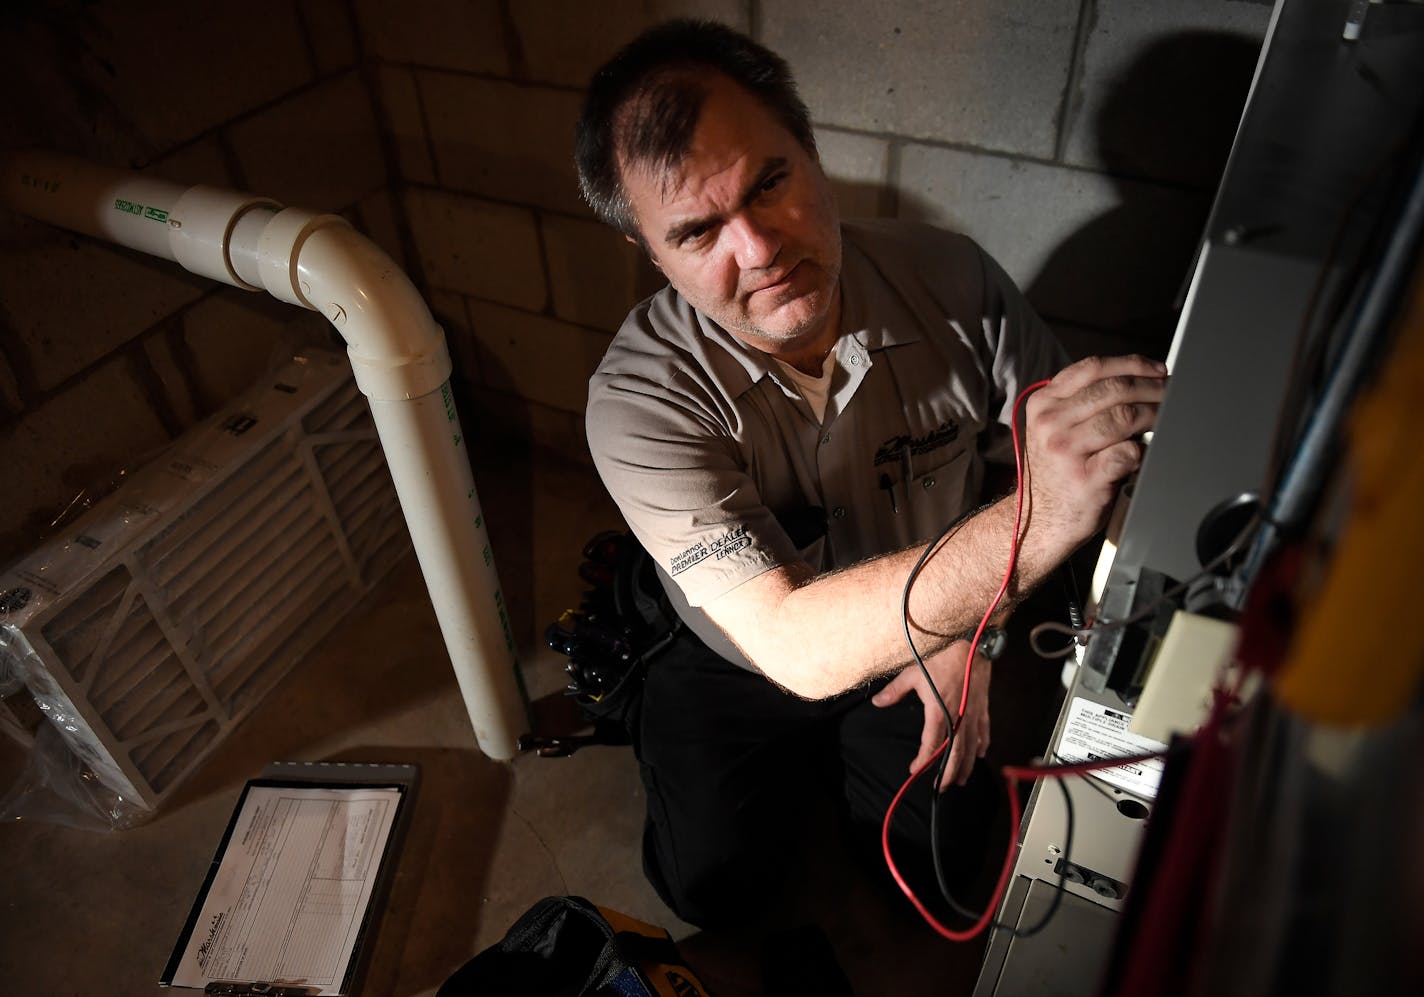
[658,154,744,208]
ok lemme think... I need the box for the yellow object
[1276,261,1424,725]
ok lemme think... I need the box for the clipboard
[159,761,419,996]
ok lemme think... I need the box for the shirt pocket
[902,447,976,543]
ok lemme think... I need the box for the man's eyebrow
[661,157,790,246]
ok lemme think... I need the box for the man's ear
[628,234,663,272]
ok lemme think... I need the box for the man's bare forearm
[707,491,1068,698]
[706,356,1167,700]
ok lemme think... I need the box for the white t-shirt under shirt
[773,350,837,425]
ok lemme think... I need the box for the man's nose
[729,213,780,270]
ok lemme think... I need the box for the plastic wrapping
[0,624,149,830]
[0,347,412,829]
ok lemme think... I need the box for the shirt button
[849,354,861,366]
[822,433,831,445]
[832,506,847,519]
[922,476,936,489]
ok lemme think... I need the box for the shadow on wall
[1027,31,1261,360]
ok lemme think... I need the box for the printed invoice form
[167,784,401,994]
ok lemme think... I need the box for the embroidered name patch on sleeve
[669,526,750,575]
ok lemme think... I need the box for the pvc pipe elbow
[255,209,451,401]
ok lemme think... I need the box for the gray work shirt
[586,220,1067,668]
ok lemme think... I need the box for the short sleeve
[586,336,800,609]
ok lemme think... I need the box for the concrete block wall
[775,0,1274,356]
[359,0,744,463]
[369,0,1271,465]
[1,0,1273,569]
[0,0,393,567]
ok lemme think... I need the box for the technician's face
[620,74,843,358]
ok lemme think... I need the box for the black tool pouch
[436,895,713,997]
[533,531,680,753]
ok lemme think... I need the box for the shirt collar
[840,231,924,352]
[690,223,922,396]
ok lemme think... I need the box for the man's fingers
[1021,355,1166,548]
[1085,438,1146,484]
[1034,381,1165,449]
[915,699,948,773]
[940,730,974,791]
[1044,354,1167,396]
[872,669,913,707]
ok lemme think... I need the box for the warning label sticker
[1056,698,1168,800]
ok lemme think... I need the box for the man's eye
[760,173,787,194]
[681,224,711,246]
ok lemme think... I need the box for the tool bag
[540,531,680,751]
[436,895,713,997]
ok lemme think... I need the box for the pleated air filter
[0,350,411,809]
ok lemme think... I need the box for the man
[575,21,1165,929]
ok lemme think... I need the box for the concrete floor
[0,445,1066,996]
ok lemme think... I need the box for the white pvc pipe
[367,389,530,753]
[1,150,528,761]
[1,151,189,260]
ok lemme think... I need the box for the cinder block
[897,143,1210,336]
[403,188,547,311]
[78,1,313,153]
[0,16,149,167]
[815,128,891,219]
[425,289,480,383]
[151,139,235,189]
[354,189,407,268]
[377,66,437,186]
[466,300,611,414]
[523,401,593,466]
[180,289,301,403]
[228,72,387,211]
[542,214,662,332]
[512,0,749,87]
[467,389,593,468]
[298,0,360,75]
[899,144,1118,285]
[764,0,1079,158]
[0,356,171,564]
[0,215,208,393]
[420,73,586,215]
[141,323,201,428]
[1062,0,1271,188]
[354,0,508,74]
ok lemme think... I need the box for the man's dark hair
[574,19,816,240]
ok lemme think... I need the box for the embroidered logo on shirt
[669,526,750,575]
[873,419,960,465]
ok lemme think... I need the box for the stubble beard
[728,256,842,349]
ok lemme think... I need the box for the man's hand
[1023,354,1168,548]
[871,640,990,791]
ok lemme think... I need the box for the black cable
[898,510,978,921]
[928,724,980,921]
[899,507,1077,935]
[1027,509,1266,659]
[1008,775,1073,938]
[899,511,1161,937]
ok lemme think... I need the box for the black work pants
[635,627,1002,931]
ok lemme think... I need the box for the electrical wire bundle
[879,381,1244,942]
